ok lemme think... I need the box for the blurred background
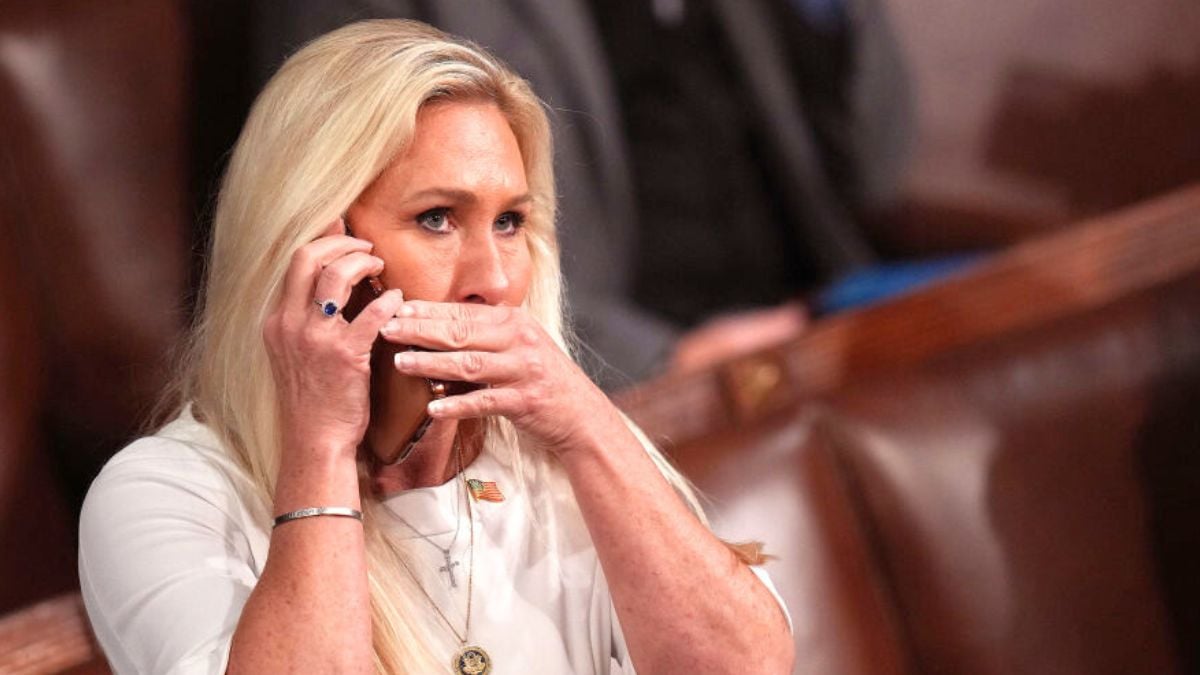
[1,1,1199,673]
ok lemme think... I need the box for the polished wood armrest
[618,183,1200,445]
[0,593,109,675]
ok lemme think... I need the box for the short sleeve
[748,565,793,634]
[78,437,264,675]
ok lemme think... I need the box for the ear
[323,216,347,238]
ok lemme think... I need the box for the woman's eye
[494,211,526,235]
[416,208,451,233]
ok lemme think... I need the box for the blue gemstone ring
[314,299,341,318]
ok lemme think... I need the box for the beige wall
[885,0,1200,232]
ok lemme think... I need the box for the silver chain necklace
[390,466,466,587]
[395,439,492,674]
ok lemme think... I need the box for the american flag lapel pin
[467,478,504,502]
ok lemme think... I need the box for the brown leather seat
[629,187,1200,673]
[818,277,1198,674]
[0,185,76,620]
[0,0,189,618]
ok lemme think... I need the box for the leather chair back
[0,0,189,614]
[636,187,1200,673]
[821,276,1198,673]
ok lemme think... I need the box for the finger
[310,251,385,317]
[393,350,523,383]
[345,288,406,345]
[379,317,517,352]
[392,300,516,324]
[427,387,524,420]
[279,222,372,310]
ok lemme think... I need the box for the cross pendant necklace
[393,511,464,588]
[391,440,471,591]
[392,473,466,589]
[439,549,461,588]
[395,439,493,674]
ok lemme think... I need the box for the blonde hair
[161,19,728,672]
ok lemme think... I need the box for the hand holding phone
[342,224,436,465]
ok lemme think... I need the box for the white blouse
[79,410,788,674]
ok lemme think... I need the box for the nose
[455,231,511,305]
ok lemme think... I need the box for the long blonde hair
[165,19,717,672]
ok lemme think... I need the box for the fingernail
[428,400,445,415]
[394,352,414,369]
[398,304,415,317]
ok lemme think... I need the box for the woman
[79,20,793,674]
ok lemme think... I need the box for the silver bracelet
[273,506,363,529]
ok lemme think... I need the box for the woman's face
[346,100,533,306]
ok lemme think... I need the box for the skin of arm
[226,224,403,673]
[228,446,369,667]
[227,443,372,674]
[559,405,796,673]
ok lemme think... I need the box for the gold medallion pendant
[453,645,491,674]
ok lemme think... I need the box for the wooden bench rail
[0,593,107,674]
[617,184,1200,446]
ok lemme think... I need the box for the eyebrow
[404,187,533,208]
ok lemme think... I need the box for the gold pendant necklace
[396,439,492,674]
[452,645,492,674]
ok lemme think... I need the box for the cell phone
[342,223,437,465]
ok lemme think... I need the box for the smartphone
[342,224,436,465]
